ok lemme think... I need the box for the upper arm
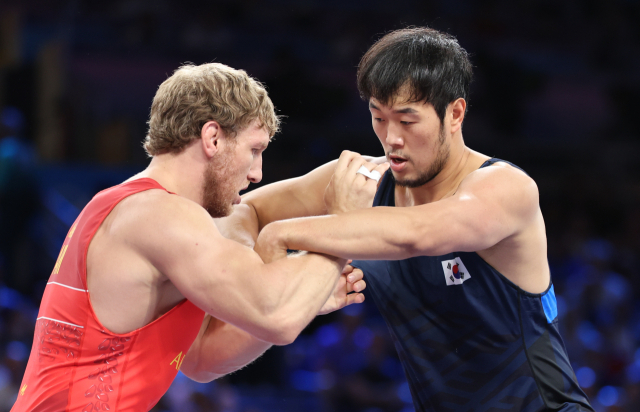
[126,194,271,331]
[125,192,342,345]
[410,165,539,255]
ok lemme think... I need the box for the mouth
[388,154,408,172]
[234,185,249,205]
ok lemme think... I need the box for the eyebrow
[369,101,418,114]
[394,107,418,114]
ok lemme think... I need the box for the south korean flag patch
[441,257,471,286]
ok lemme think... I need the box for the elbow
[400,223,435,257]
[404,221,449,257]
[182,357,245,383]
[256,315,304,346]
[390,213,437,258]
[186,371,223,384]
[406,236,438,257]
[181,362,224,383]
[269,332,298,347]
[264,326,301,347]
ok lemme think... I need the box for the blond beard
[201,147,237,218]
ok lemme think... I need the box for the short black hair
[357,27,473,123]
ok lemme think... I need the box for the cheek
[239,154,255,177]
[372,119,384,133]
[372,124,386,145]
[416,129,439,149]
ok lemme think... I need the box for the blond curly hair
[144,63,280,156]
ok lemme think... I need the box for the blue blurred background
[1,0,639,411]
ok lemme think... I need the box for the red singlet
[11,178,205,412]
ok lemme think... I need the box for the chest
[87,232,184,334]
[355,252,518,320]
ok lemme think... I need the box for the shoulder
[118,188,211,224]
[465,160,534,186]
[458,161,539,221]
[110,189,220,253]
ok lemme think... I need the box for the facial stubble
[202,147,237,218]
[393,125,450,188]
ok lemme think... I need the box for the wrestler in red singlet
[12,179,205,412]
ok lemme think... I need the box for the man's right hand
[324,150,389,214]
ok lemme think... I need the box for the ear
[201,121,222,159]
[449,98,466,134]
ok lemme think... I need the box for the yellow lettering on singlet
[20,385,27,396]
[51,223,76,276]
[52,245,68,275]
[178,353,186,370]
[170,351,184,370]
[68,222,78,238]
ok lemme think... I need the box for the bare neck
[397,138,489,206]
[131,145,206,207]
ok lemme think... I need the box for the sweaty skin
[237,97,549,295]
[86,120,366,383]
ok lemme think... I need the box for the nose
[248,154,263,183]
[385,124,404,148]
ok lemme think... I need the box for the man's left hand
[318,263,366,315]
[324,150,389,214]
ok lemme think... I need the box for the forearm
[182,316,272,383]
[262,207,431,260]
[240,160,338,230]
[242,252,344,344]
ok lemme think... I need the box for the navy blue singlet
[351,159,593,412]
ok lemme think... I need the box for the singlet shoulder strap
[373,169,396,207]
[374,159,529,208]
[118,177,174,193]
[479,158,528,175]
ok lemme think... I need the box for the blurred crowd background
[1,0,639,411]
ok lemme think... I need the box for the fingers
[345,156,369,180]
[334,150,363,175]
[346,268,363,283]
[371,161,390,178]
[355,161,387,185]
[345,292,365,306]
[347,279,366,293]
[360,161,389,185]
[335,151,387,182]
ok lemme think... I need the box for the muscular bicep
[130,197,270,329]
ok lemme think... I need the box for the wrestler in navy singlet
[352,159,593,412]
